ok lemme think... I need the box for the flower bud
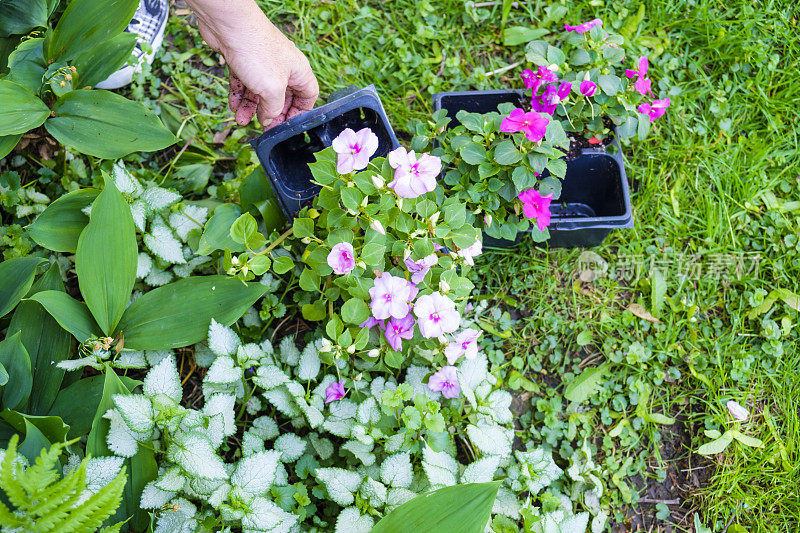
[371,175,385,189]
[726,400,749,422]
[439,279,450,293]
[347,344,356,354]
[484,214,493,227]
[403,248,412,259]
[226,267,236,276]
[357,261,366,269]
[231,256,240,266]
[370,219,386,235]
[360,195,369,208]
[429,212,440,225]
[69,66,77,73]
[354,372,363,381]
[302,237,311,244]
[59,80,66,87]
[347,182,355,187]
[548,64,560,72]
[320,338,333,352]
[367,348,380,358]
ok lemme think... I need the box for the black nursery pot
[250,85,400,219]
[432,89,634,248]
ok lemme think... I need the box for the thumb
[255,87,286,129]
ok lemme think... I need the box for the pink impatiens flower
[638,98,671,122]
[499,108,549,143]
[387,147,441,199]
[384,314,415,351]
[726,400,749,422]
[405,253,438,284]
[360,317,385,330]
[331,127,379,174]
[327,242,355,275]
[457,240,482,266]
[428,366,460,399]
[325,380,345,403]
[444,328,482,364]
[518,188,553,231]
[579,80,597,97]
[521,66,559,95]
[414,291,460,338]
[532,82,572,115]
[369,272,413,320]
[564,18,603,34]
[625,56,653,96]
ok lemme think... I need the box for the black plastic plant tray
[250,85,400,219]
[432,89,633,248]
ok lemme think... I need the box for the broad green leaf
[197,203,244,255]
[0,0,48,37]
[272,255,294,274]
[27,290,102,343]
[26,188,99,253]
[116,276,269,350]
[502,26,548,46]
[0,333,31,410]
[72,32,137,88]
[0,256,44,318]
[698,431,733,455]
[87,367,132,457]
[18,420,50,463]
[564,364,608,404]
[341,298,370,325]
[493,140,522,165]
[0,364,7,386]
[45,90,177,158]
[0,410,69,448]
[292,217,314,240]
[76,179,137,335]
[5,37,46,92]
[0,80,49,137]
[240,167,285,235]
[460,142,487,165]
[230,212,265,249]
[651,268,666,317]
[112,447,157,531]
[372,482,501,533]
[46,0,138,60]
[0,133,21,158]
[598,74,622,96]
[730,430,764,448]
[8,264,74,415]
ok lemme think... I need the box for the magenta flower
[579,80,597,97]
[405,253,438,284]
[625,56,653,96]
[624,56,648,79]
[638,98,670,122]
[414,291,460,338]
[564,18,603,34]
[327,242,356,275]
[325,380,345,403]
[518,188,553,231]
[457,240,482,266]
[331,127,379,174]
[521,66,558,95]
[360,317,385,330]
[428,366,460,399]
[532,82,572,115]
[499,108,549,143]
[387,147,441,199]
[444,328,482,364]
[384,314,415,351]
[369,272,414,320]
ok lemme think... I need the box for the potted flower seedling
[412,18,671,247]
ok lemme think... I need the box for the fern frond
[28,461,87,531]
[0,434,28,509]
[18,439,63,497]
[58,466,127,532]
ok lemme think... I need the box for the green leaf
[502,27,548,46]
[493,140,522,165]
[239,167,285,235]
[564,364,608,404]
[26,188,99,253]
[5,38,46,92]
[0,80,49,136]
[361,241,386,267]
[0,410,69,449]
[637,113,651,140]
[17,420,50,463]
[45,90,177,158]
[598,74,622,96]
[86,368,132,457]
[340,187,363,212]
[198,203,245,255]
[511,166,537,192]
[0,133,21,159]
[116,276,269,350]
[292,217,314,240]
[698,431,733,455]
[341,298,370,325]
[0,333,31,410]
[47,375,105,439]
[271,255,294,275]
[602,46,626,64]
[72,32,137,88]
[651,268,666,317]
[0,256,44,318]
[27,290,102,343]
[0,364,7,386]
[0,0,48,37]
[525,40,549,65]
[301,300,326,322]
[460,142,487,165]
[113,447,156,531]
[76,179,137,335]
[46,0,138,60]
[545,158,567,179]
[372,482,501,533]
[730,430,764,448]
[230,212,265,250]
[570,48,591,66]
[8,264,73,415]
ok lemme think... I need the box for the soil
[565,133,612,161]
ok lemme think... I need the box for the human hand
[188,0,319,128]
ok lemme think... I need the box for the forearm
[184,0,280,53]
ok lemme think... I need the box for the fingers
[228,73,245,112]
[264,90,294,130]
[255,87,287,129]
[235,88,259,126]
[287,56,320,116]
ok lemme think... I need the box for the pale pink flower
[327,242,356,275]
[369,272,413,320]
[360,317,385,330]
[500,108,549,143]
[638,98,671,122]
[387,147,441,198]
[414,291,460,338]
[726,400,749,422]
[331,127,379,174]
[519,189,553,231]
[444,328,482,364]
[564,18,603,34]
[428,366,460,399]
[384,314,415,351]
[457,240,482,266]
[325,380,345,403]
[405,253,438,284]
